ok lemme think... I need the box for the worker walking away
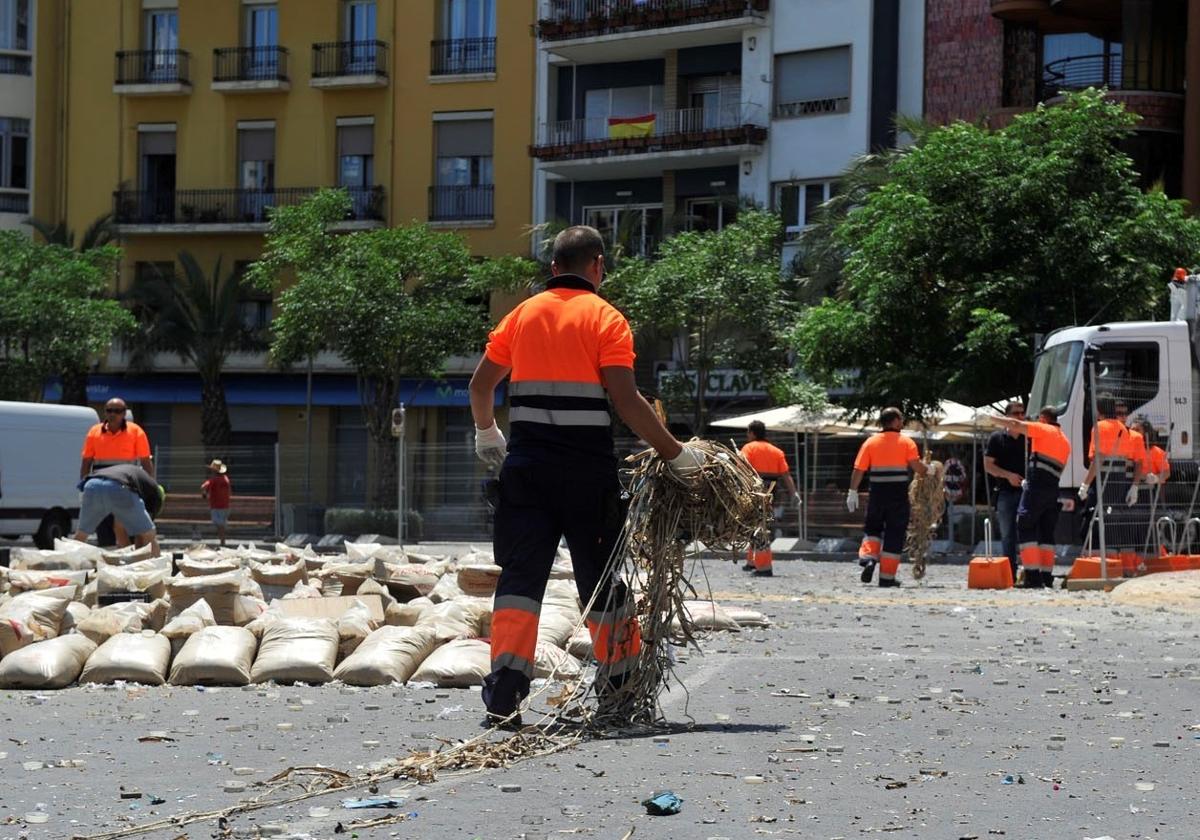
[984,401,1027,581]
[739,420,801,577]
[1078,395,1144,576]
[846,408,929,587]
[994,406,1070,588]
[468,225,706,729]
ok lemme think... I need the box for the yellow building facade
[36,0,533,534]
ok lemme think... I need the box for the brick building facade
[923,0,1003,125]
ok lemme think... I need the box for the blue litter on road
[642,791,683,816]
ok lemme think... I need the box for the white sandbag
[457,564,502,598]
[566,627,593,661]
[319,561,372,596]
[534,641,583,679]
[249,557,307,588]
[0,634,97,689]
[97,563,169,600]
[250,618,338,684]
[160,599,216,640]
[345,542,382,562]
[167,569,246,624]
[54,538,105,565]
[76,599,168,644]
[415,599,488,643]
[3,568,90,594]
[428,571,466,604]
[410,638,491,688]
[725,607,770,627]
[675,600,741,632]
[333,625,439,686]
[12,546,95,571]
[61,602,92,636]
[0,585,76,656]
[356,577,396,608]
[169,626,258,686]
[404,551,447,565]
[80,630,171,685]
[99,544,155,565]
[275,542,317,559]
[282,579,324,600]
[384,598,429,627]
[336,600,379,659]
[176,556,242,577]
[372,560,438,600]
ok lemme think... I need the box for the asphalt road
[2,558,1197,840]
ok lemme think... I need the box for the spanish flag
[608,113,656,139]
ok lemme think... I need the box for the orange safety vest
[853,430,919,490]
[81,421,151,468]
[1087,418,1136,473]
[740,439,789,477]
[1025,421,1070,488]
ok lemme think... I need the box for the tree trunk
[362,374,400,509]
[60,365,89,406]
[200,378,233,454]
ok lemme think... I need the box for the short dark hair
[1038,405,1059,425]
[1097,395,1116,417]
[1004,401,1025,416]
[552,226,605,275]
[1136,417,1155,442]
[880,407,903,428]
[748,420,767,440]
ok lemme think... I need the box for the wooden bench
[155,493,276,536]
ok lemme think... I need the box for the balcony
[0,189,29,214]
[311,41,389,89]
[430,37,497,79]
[112,186,385,234]
[113,50,192,95]
[538,0,767,62]
[0,52,31,75]
[532,104,766,176]
[213,46,290,92]
[991,0,1121,29]
[1040,54,1184,131]
[428,185,494,226]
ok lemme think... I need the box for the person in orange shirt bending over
[1136,419,1170,485]
[847,407,930,588]
[994,406,1071,588]
[739,420,800,577]
[79,397,154,547]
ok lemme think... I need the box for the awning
[43,374,501,408]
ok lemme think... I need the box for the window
[774,46,851,118]
[333,406,368,505]
[583,205,662,259]
[441,0,495,40]
[337,121,374,188]
[344,0,376,41]
[237,126,275,191]
[144,9,179,81]
[583,85,664,140]
[1042,32,1121,91]
[684,197,735,233]
[687,75,741,129]
[775,180,835,238]
[233,261,272,331]
[244,2,279,77]
[134,261,175,285]
[0,0,29,50]
[1030,341,1082,417]
[435,117,493,186]
[1092,343,1160,414]
[0,117,28,190]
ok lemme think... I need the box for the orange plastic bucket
[968,557,1013,590]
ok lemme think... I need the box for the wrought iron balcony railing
[430,37,497,75]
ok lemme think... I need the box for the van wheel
[34,510,71,550]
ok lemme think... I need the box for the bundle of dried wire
[574,438,770,729]
[905,459,945,580]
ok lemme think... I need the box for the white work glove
[1125,484,1139,507]
[1144,473,1159,486]
[474,422,507,469]
[792,491,802,505]
[845,489,859,513]
[1077,483,1090,501]
[667,444,706,480]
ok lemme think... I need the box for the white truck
[0,401,99,548]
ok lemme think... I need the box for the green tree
[126,252,267,451]
[0,232,133,402]
[249,188,539,506]
[603,209,823,432]
[792,90,1200,420]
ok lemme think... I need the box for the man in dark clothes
[984,400,1027,579]
[73,464,163,557]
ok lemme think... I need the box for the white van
[0,401,98,547]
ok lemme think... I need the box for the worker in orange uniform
[739,420,801,577]
[994,406,1070,588]
[846,407,929,587]
[468,225,706,729]
[1136,419,1170,485]
[1078,395,1145,576]
[80,397,155,547]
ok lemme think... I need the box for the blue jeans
[77,478,155,537]
[995,488,1020,573]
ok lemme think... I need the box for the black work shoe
[753,569,773,577]
[878,578,900,588]
[1041,571,1056,589]
[860,561,876,583]
[1021,571,1041,589]
[742,563,756,572]
[482,711,523,731]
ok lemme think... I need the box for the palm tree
[25,213,117,404]
[126,251,267,451]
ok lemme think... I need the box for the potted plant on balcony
[646,4,667,25]
[180,204,197,223]
[538,20,562,39]
[666,0,687,23]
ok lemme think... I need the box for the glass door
[244,4,279,79]
[144,10,178,81]
[345,0,377,73]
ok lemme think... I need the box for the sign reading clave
[655,369,767,400]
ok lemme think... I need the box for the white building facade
[0,0,33,232]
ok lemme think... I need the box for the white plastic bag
[80,631,172,685]
[0,634,97,689]
[250,618,339,684]
[333,625,439,686]
[169,626,258,686]
[0,585,76,656]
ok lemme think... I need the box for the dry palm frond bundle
[906,459,945,580]
[571,439,770,729]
